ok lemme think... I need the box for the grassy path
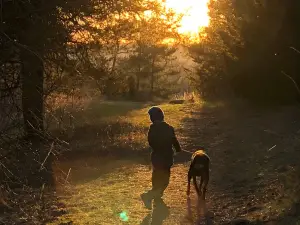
[49,102,300,225]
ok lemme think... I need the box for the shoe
[140,192,152,210]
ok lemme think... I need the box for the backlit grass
[48,99,300,225]
[49,98,195,155]
[50,101,197,224]
[51,163,201,225]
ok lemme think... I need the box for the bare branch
[281,71,300,96]
[290,46,300,54]
[0,32,43,63]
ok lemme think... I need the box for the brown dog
[187,150,210,200]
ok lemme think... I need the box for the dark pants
[151,165,171,198]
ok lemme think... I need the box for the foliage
[0,0,187,195]
[190,0,300,104]
[88,1,183,99]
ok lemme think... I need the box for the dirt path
[177,103,300,224]
[51,103,300,225]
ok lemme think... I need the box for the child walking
[141,106,182,209]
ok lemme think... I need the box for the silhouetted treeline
[191,0,300,104]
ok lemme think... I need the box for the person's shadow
[140,198,170,225]
[186,197,214,225]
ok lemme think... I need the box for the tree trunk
[136,74,140,92]
[136,65,141,92]
[21,51,54,187]
[110,40,120,75]
[150,57,155,97]
[136,45,142,93]
[128,76,135,98]
[21,50,44,138]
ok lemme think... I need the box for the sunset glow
[164,0,210,38]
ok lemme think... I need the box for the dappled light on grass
[50,102,198,224]
[51,164,153,224]
[49,101,300,224]
[50,101,195,157]
[51,163,199,224]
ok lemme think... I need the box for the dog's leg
[193,176,200,196]
[202,171,209,200]
[199,175,203,197]
[187,172,192,196]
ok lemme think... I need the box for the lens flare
[119,211,129,222]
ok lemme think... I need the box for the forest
[1,0,300,224]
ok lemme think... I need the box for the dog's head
[191,149,210,162]
[192,149,205,158]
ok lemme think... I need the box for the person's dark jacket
[148,121,181,168]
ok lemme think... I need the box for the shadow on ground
[52,120,150,184]
[176,102,300,224]
[140,198,170,225]
[50,102,300,224]
[186,197,214,225]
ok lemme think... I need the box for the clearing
[8,98,300,225]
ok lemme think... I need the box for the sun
[164,0,210,37]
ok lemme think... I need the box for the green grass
[46,99,300,225]
[48,98,194,156]
[49,100,197,224]
[3,95,300,224]
[51,163,199,225]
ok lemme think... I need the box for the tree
[118,2,181,99]
[189,0,300,103]
[188,0,242,98]
[1,0,152,186]
[1,0,158,137]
